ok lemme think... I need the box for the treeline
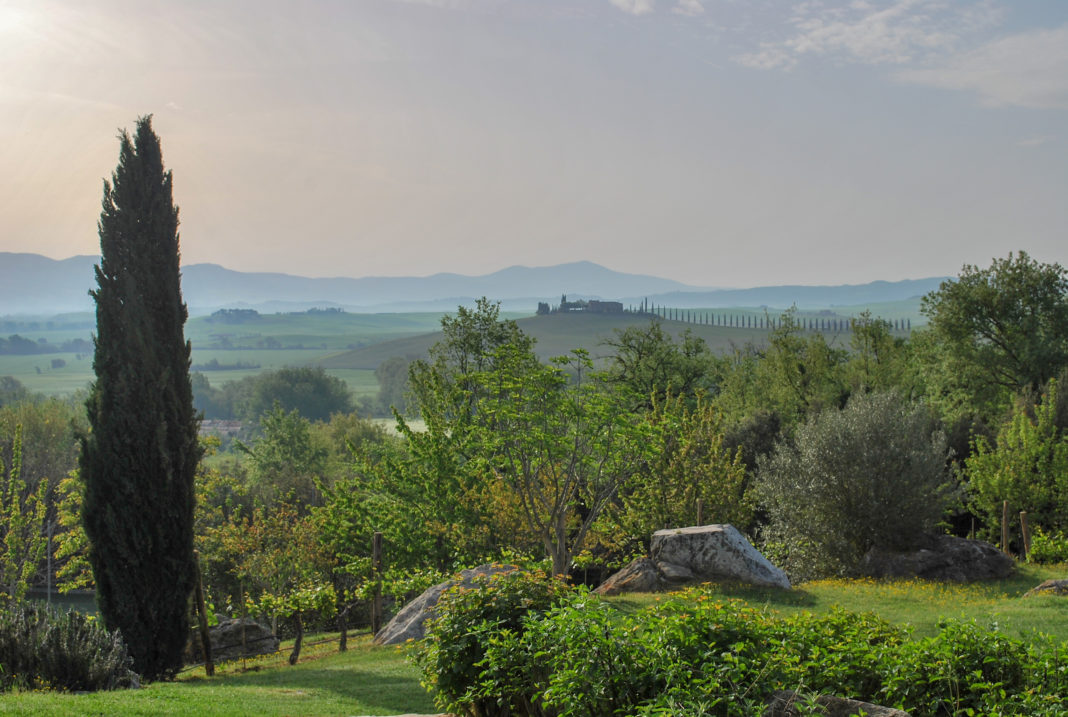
[0,335,92,355]
[191,366,352,424]
[629,301,912,333]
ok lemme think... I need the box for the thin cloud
[1017,135,1056,148]
[610,0,656,16]
[896,26,1068,110]
[673,0,704,17]
[732,0,1000,70]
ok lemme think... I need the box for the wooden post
[1020,511,1031,562]
[371,531,383,636]
[696,498,703,527]
[193,550,214,677]
[241,580,248,671]
[1001,500,1010,554]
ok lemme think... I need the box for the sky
[2,0,1066,288]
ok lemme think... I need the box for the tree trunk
[338,609,348,652]
[289,614,304,665]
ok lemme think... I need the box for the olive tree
[757,391,956,579]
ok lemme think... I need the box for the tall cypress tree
[80,116,201,681]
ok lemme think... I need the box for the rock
[1023,578,1068,597]
[764,690,911,717]
[189,617,279,663]
[860,534,1013,582]
[596,524,790,595]
[596,558,666,595]
[374,563,517,645]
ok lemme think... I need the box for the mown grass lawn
[1,633,435,717]
[608,562,1068,642]
[5,563,1066,715]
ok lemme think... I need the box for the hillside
[318,307,897,370]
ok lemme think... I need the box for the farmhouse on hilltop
[537,295,624,315]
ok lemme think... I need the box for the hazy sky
[2,0,1066,287]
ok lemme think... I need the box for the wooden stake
[696,498,704,527]
[1020,511,1031,562]
[371,531,383,636]
[1001,500,1010,554]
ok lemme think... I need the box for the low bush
[410,568,571,716]
[416,578,1068,716]
[1029,528,1068,564]
[0,601,136,692]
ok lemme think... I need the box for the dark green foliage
[0,377,31,407]
[411,569,572,716]
[244,366,353,423]
[0,601,136,692]
[1028,528,1068,563]
[757,391,956,579]
[80,116,201,681]
[722,409,782,474]
[601,321,717,409]
[417,581,1068,716]
[238,404,327,509]
[374,355,411,416]
[920,251,1068,418]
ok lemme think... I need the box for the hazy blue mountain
[0,252,947,316]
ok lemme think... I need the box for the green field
[0,311,460,398]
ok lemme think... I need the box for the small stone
[1023,578,1068,598]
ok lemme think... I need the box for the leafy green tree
[79,116,201,680]
[614,394,751,543]
[0,377,31,408]
[966,380,1068,537]
[478,347,642,576]
[715,309,848,428]
[845,310,911,395]
[0,398,85,497]
[757,391,955,579]
[373,356,411,417]
[244,366,353,423]
[217,502,333,663]
[408,297,533,430]
[0,425,49,602]
[601,322,717,409]
[238,405,327,509]
[920,251,1068,417]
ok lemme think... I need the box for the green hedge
[413,574,1068,716]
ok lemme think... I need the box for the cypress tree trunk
[80,116,201,681]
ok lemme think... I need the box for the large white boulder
[596,524,789,595]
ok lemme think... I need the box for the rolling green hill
[318,299,922,370]
[320,312,800,370]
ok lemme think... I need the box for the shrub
[0,601,136,692]
[757,391,957,579]
[966,380,1068,539]
[1028,528,1068,564]
[411,568,571,716]
[417,581,1068,716]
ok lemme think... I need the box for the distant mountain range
[0,252,947,316]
